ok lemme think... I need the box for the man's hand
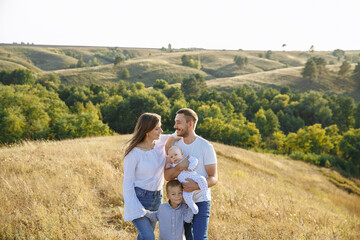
[178,155,190,170]
[183,179,200,192]
[182,164,218,192]
[164,155,190,181]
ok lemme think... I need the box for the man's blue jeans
[132,187,162,240]
[184,201,211,240]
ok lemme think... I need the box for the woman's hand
[165,136,182,154]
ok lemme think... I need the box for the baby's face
[168,148,183,164]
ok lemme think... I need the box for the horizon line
[0,42,359,52]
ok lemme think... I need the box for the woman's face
[147,121,163,141]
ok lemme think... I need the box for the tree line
[1,68,360,176]
[302,56,360,85]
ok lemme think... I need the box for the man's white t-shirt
[174,135,217,203]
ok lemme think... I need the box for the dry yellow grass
[0,135,359,239]
[0,59,28,71]
[206,66,303,90]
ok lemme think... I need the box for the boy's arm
[145,210,159,221]
[164,155,190,181]
[183,206,194,223]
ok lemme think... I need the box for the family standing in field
[123,108,218,240]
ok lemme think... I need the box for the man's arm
[183,164,218,192]
[164,156,190,181]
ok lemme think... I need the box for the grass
[119,59,209,86]
[0,59,28,71]
[0,46,77,71]
[206,66,304,91]
[0,135,359,239]
[23,48,78,71]
[54,64,119,87]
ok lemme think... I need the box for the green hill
[0,44,359,98]
[120,59,208,85]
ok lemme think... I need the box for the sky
[0,0,359,51]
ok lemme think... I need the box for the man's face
[174,113,190,137]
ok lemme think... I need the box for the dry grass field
[1,135,359,239]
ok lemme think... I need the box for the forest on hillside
[1,67,360,178]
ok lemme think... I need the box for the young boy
[166,145,210,214]
[145,180,193,240]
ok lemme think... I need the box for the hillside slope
[207,64,357,92]
[0,135,359,239]
[0,45,359,97]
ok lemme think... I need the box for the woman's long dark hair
[124,113,161,157]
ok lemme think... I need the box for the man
[164,108,218,240]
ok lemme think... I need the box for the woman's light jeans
[132,187,162,240]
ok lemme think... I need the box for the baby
[166,145,210,214]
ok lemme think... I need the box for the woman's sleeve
[123,151,146,221]
[154,134,174,158]
[155,134,172,150]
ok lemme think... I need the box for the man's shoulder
[195,135,214,148]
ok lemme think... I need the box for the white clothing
[171,156,210,214]
[174,135,217,203]
[123,135,169,222]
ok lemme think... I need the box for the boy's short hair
[176,108,198,127]
[166,180,182,193]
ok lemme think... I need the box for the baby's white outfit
[172,156,210,214]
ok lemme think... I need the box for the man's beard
[177,127,189,137]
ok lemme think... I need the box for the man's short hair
[166,180,182,193]
[176,108,198,126]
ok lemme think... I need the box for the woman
[123,113,167,240]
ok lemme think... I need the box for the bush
[0,69,36,85]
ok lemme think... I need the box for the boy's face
[168,147,183,164]
[166,185,183,207]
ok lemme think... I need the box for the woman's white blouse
[123,135,169,222]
